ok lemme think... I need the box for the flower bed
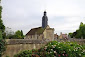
[14,41,85,57]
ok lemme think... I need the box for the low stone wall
[69,38,85,45]
[3,39,85,57]
[2,39,46,57]
[56,38,85,45]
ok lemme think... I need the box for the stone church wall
[24,34,43,40]
[43,28,54,41]
[46,29,54,41]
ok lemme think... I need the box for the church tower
[42,11,48,28]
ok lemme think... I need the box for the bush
[14,41,85,57]
[40,41,85,57]
[0,39,6,57]
[6,56,9,57]
[14,50,32,57]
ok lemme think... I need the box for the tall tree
[14,30,24,39]
[0,6,5,32]
[0,30,2,39]
[69,22,85,39]
[21,30,24,38]
[79,22,83,28]
[0,3,5,39]
[0,0,6,57]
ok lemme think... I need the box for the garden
[14,41,85,57]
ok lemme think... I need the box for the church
[24,11,54,41]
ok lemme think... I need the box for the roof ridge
[32,27,42,29]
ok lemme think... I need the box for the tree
[0,30,2,39]
[15,30,22,39]
[79,22,83,28]
[0,0,6,57]
[0,39,6,56]
[0,6,5,32]
[5,27,15,39]
[80,24,85,38]
[4,29,24,39]
[69,22,85,39]
[21,30,24,38]
[74,30,82,38]
[14,30,24,39]
[68,33,73,38]
[0,5,5,39]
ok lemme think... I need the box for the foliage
[6,34,15,39]
[0,30,2,39]
[14,50,32,57]
[6,56,9,57]
[68,33,73,38]
[0,39,6,57]
[21,30,24,38]
[14,41,85,57]
[5,30,24,39]
[0,1,6,57]
[38,41,85,57]
[0,2,5,39]
[69,22,85,39]
[14,30,24,39]
[0,6,5,33]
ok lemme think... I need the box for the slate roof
[26,27,45,35]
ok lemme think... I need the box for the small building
[24,11,54,41]
[54,33,58,40]
[59,32,68,39]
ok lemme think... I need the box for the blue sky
[1,0,85,35]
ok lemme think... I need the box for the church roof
[26,27,45,35]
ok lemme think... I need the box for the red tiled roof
[62,34,68,38]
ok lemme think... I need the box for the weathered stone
[2,39,46,57]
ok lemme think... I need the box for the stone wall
[56,38,85,45]
[2,39,46,57]
[69,38,85,45]
[3,39,85,57]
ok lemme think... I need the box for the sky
[1,0,85,35]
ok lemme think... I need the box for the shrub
[6,56,9,57]
[14,41,85,57]
[41,41,85,57]
[0,39,6,57]
[14,50,32,57]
